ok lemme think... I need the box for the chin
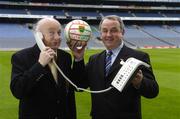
[105,45,113,50]
[51,46,59,50]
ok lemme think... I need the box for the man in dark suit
[72,15,159,119]
[10,18,83,119]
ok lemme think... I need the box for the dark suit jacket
[11,45,80,119]
[80,45,159,119]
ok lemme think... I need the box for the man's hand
[38,47,56,67]
[131,70,143,89]
[67,39,87,61]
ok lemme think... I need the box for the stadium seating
[0,8,27,14]
[67,10,100,17]
[29,9,65,16]
[142,25,180,46]
[163,12,180,17]
[124,25,170,48]
[133,12,163,17]
[0,23,35,50]
[0,0,180,50]
[1,23,180,50]
[101,11,133,17]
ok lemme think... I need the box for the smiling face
[38,18,61,50]
[100,18,124,50]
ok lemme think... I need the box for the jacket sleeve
[10,53,45,99]
[72,59,89,89]
[138,53,159,98]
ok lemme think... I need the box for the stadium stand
[0,8,27,14]
[142,25,180,46]
[0,0,180,50]
[29,9,65,16]
[133,12,163,17]
[101,11,133,17]
[0,23,35,50]
[0,23,76,50]
[67,10,100,17]
[123,25,171,48]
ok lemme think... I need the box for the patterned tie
[105,50,113,77]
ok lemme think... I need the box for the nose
[54,32,61,41]
[106,31,112,37]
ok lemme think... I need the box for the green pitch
[0,48,180,119]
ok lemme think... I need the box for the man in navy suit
[69,15,159,119]
[10,18,84,119]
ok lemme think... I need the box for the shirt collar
[106,41,124,56]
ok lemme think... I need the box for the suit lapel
[92,51,107,89]
[108,45,130,77]
[100,51,106,79]
[32,45,41,61]
[32,45,57,85]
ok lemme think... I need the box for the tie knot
[107,50,113,56]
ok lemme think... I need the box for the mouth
[51,42,60,48]
[53,41,60,45]
[106,39,113,43]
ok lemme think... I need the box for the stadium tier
[1,23,179,50]
[30,9,65,16]
[0,0,180,50]
[0,23,35,50]
[124,25,171,48]
[142,25,180,46]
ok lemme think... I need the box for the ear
[121,29,125,35]
[97,36,101,41]
[100,35,103,41]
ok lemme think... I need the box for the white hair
[34,17,61,31]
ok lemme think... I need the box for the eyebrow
[47,28,61,31]
[47,27,57,30]
[102,27,118,30]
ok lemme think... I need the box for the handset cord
[52,60,113,93]
[33,31,112,93]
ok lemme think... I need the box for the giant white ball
[64,20,92,42]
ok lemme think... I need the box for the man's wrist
[38,60,46,67]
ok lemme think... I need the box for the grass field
[0,48,180,119]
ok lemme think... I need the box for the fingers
[43,47,56,57]
[67,40,76,50]
[136,70,142,77]
[67,40,87,51]
[81,41,87,49]
[47,48,56,57]
[39,47,56,67]
[134,70,143,81]
[132,70,143,88]
[67,40,87,60]
[75,41,87,50]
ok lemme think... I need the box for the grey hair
[99,15,125,34]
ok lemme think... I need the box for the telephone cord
[53,60,113,93]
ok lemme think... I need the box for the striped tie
[105,50,112,76]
